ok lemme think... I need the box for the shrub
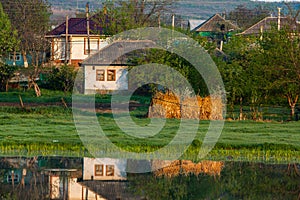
[0,63,17,91]
[43,65,77,94]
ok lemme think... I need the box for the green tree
[218,35,269,120]
[45,65,77,94]
[93,0,174,35]
[0,63,17,91]
[1,0,51,68]
[227,5,269,30]
[0,2,18,61]
[259,27,300,118]
[1,0,52,96]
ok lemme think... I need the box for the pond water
[0,156,299,200]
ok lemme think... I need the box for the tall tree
[0,0,51,68]
[259,27,300,118]
[1,0,51,96]
[93,0,175,35]
[227,5,270,30]
[0,2,18,61]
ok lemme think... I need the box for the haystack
[148,91,181,119]
[148,91,224,120]
[181,96,201,119]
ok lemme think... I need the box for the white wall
[84,65,128,94]
[69,178,105,200]
[83,158,127,181]
[49,176,105,200]
[52,36,109,61]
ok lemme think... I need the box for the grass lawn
[0,102,299,163]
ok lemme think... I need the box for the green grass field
[0,106,299,162]
[0,89,299,163]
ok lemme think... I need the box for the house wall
[68,178,105,200]
[49,176,104,200]
[51,36,109,63]
[5,52,32,67]
[84,65,128,94]
[83,158,127,181]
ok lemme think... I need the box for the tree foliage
[0,0,52,67]
[44,65,77,94]
[0,2,18,60]
[258,27,300,117]
[0,63,17,92]
[93,0,174,35]
[227,5,269,29]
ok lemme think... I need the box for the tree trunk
[5,80,9,92]
[239,97,243,120]
[22,50,28,68]
[33,82,41,97]
[287,94,298,119]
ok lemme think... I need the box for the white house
[81,40,156,94]
[45,16,109,67]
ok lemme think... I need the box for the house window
[9,53,21,61]
[106,165,114,176]
[107,70,116,81]
[96,69,105,81]
[7,174,19,183]
[84,38,100,55]
[95,164,104,176]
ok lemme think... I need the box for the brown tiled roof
[238,17,299,35]
[194,13,238,32]
[82,40,157,65]
[46,15,103,36]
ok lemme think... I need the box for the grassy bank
[0,105,299,163]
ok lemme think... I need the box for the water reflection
[0,156,299,200]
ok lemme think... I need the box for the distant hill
[48,0,299,26]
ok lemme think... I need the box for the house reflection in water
[83,157,127,181]
[43,157,226,200]
[45,157,142,200]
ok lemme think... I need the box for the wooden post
[19,95,24,108]
[86,3,90,56]
[68,35,72,65]
[65,15,69,64]
[220,40,223,51]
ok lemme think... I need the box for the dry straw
[148,91,224,120]
[153,160,224,178]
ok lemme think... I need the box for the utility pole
[278,7,282,31]
[172,14,175,30]
[158,12,161,28]
[86,3,90,56]
[65,15,69,64]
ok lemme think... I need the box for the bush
[0,63,17,91]
[43,65,77,93]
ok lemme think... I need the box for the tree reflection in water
[129,161,300,200]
